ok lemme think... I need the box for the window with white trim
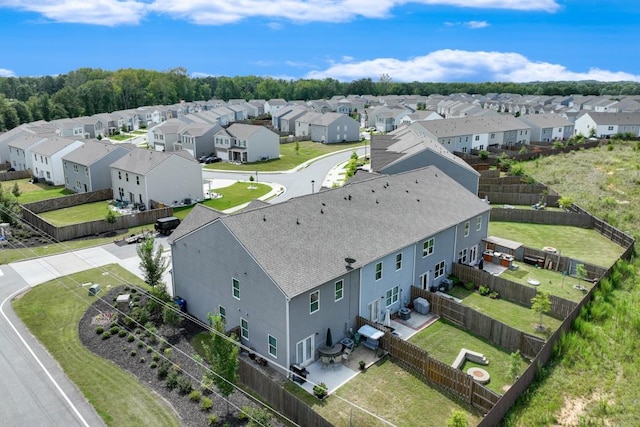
[219,306,226,323]
[241,318,248,340]
[335,280,343,302]
[310,290,319,314]
[268,335,277,357]
[423,238,434,257]
[476,216,482,231]
[395,253,402,270]
[375,262,383,280]
[232,278,240,300]
[434,260,445,279]
[464,221,470,237]
[458,248,468,264]
[385,286,399,307]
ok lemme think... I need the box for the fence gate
[520,334,545,360]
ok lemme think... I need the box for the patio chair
[354,332,361,347]
[341,348,351,363]
[321,356,331,369]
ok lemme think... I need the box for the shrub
[102,331,111,340]
[127,334,135,342]
[463,281,476,291]
[489,291,500,299]
[146,346,153,354]
[139,357,145,363]
[177,375,193,394]
[110,325,120,335]
[201,375,214,394]
[118,329,127,338]
[95,326,104,335]
[478,150,489,160]
[164,348,173,359]
[237,408,250,421]
[313,382,328,399]
[479,285,490,296]
[137,341,144,348]
[207,414,218,425]
[157,360,171,379]
[447,409,468,427]
[165,371,179,390]
[189,390,202,402]
[130,350,137,357]
[244,407,273,427]
[152,353,160,362]
[201,397,213,411]
[150,362,158,369]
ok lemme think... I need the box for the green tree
[11,182,21,199]
[558,196,573,210]
[204,313,239,415]
[447,409,468,427]
[294,140,300,155]
[509,350,522,383]
[105,208,117,233]
[136,236,169,288]
[575,263,587,288]
[0,184,20,225]
[531,290,551,332]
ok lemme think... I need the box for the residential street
[0,148,359,425]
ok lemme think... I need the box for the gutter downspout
[452,224,458,278]
[285,297,290,375]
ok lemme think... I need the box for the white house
[30,137,85,185]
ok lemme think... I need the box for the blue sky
[0,0,638,82]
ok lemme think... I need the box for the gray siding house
[169,167,490,373]
[308,113,360,143]
[371,126,480,194]
[214,124,279,163]
[62,141,132,193]
[518,114,574,142]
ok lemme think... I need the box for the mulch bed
[79,286,282,426]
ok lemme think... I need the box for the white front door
[420,272,430,290]
[470,245,478,265]
[296,335,314,366]
[367,299,380,323]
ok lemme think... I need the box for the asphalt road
[0,148,356,425]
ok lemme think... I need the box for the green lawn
[205,140,365,172]
[312,359,482,427]
[488,221,624,268]
[39,201,118,226]
[500,262,593,302]
[409,319,526,394]
[3,178,74,204]
[108,134,133,141]
[12,265,181,427]
[448,287,562,338]
[172,182,271,219]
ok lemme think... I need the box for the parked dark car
[204,156,221,164]
[154,216,181,235]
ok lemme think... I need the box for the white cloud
[306,50,640,83]
[0,0,147,26]
[267,22,283,30]
[0,68,16,77]
[0,0,559,26]
[465,20,489,28]
[190,71,217,78]
[285,60,317,68]
[146,0,558,25]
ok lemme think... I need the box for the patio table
[318,345,343,363]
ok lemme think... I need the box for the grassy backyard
[3,178,74,204]
[499,262,592,302]
[312,359,482,427]
[12,264,180,427]
[205,140,365,172]
[448,287,562,338]
[488,221,625,268]
[39,201,118,226]
[172,182,271,219]
[409,319,526,394]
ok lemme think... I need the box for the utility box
[88,284,101,296]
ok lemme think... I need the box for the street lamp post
[311,180,315,194]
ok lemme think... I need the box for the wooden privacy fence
[522,246,608,281]
[0,169,31,181]
[22,189,114,213]
[410,287,546,360]
[355,316,500,414]
[237,359,333,427]
[489,206,591,227]
[451,263,578,320]
[570,203,636,249]
[479,183,549,194]
[481,193,561,207]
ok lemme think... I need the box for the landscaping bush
[139,357,145,363]
[130,350,137,357]
[463,281,476,291]
[110,325,120,335]
[207,414,218,425]
[152,352,160,362]
[95,326,104,335]
[150,362,157,369]
[146,346,153,354]
[118,329,127,338]
[157,360,171,379]
[137,341,144,348]
[177,375,193,394]
[479,285,490,296]
[489,291,500,299]
[200,397,213,412]
[189,390,202,402]
[127,334,135,342]
[165,371,179,390]
[102,331,111,340]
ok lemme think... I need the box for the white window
[76,180,81,188]
[385,286,399,307]
[241,318,248,340]
[232,278,240,299]
[475,135,479,141]
[136,176,140,185]
[335,280,343,302]
[395,253,402,270]
[464,221,470,237]
[375,262,383,280]
[458,248,468,264]
[434,260,445,279]
[310,290,319,314]
[73,164,78,173]
[476,216,482,231]
[219,306,226,323]
[118,171,122,180]
[125,173,129,182]
[268,335,277,357]
[423,238,434,257]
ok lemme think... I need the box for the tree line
[1,67,640,131]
